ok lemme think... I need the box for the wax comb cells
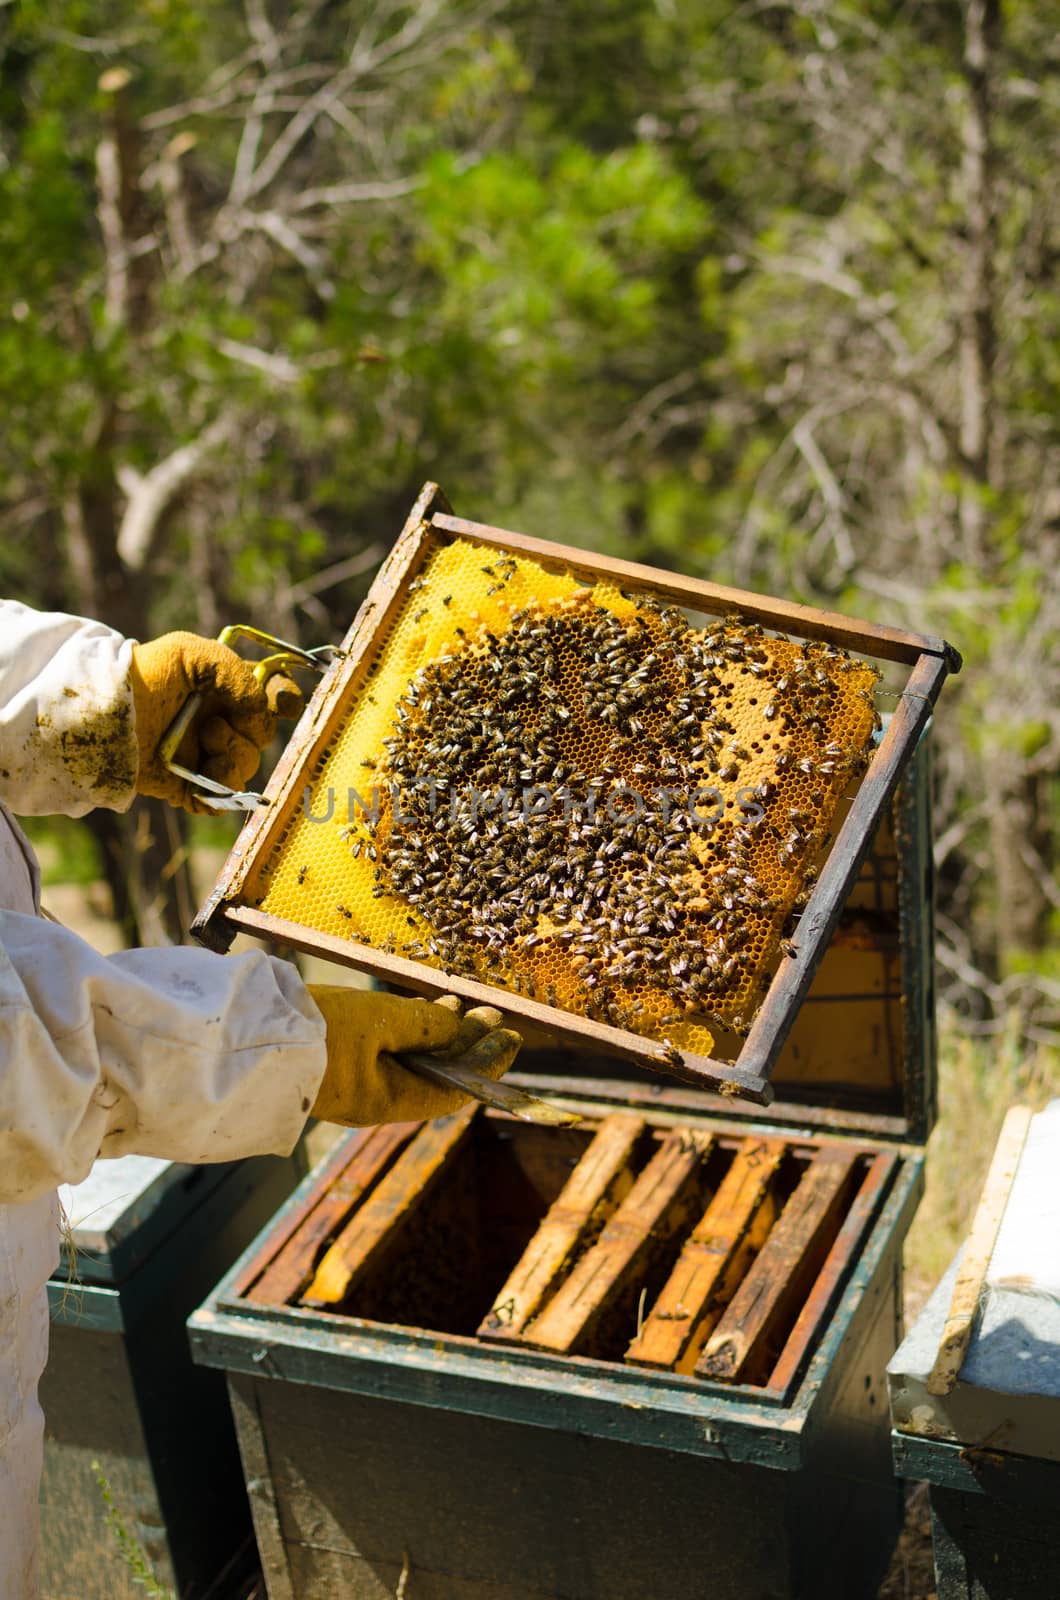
[252,537,879,1058]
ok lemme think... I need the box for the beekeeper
[0,598,518,1596]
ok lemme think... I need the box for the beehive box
[189,1070,924,1599]
[889,1100,1060,1599]
[40,1148,307,1600]
[188,487,956,1598]
[193,482,958,1108]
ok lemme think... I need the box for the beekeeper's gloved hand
[307,988,522,1126]
[131,631,302,813]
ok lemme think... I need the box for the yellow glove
[307,987,521,1126]
[130,631,302,813]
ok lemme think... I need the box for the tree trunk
[85,801,197,948]
[958,0,1000,568]
[987,769,1052,969]
[64,429,198,948]
[959,2,1050,967]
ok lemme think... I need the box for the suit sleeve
[0,600,327,1201]
[0,910,327,1203]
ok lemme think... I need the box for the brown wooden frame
[193,481,960,1106]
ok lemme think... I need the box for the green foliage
[0,0,1056,1000]
[18,817,103,887]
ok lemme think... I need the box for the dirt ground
[877,1483,938,1599]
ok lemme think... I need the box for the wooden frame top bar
[431,510,961,671]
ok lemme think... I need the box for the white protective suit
[0,600,328,1597]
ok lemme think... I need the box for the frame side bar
[738,652,950,1085]
[430,511,958,669]
[193,486,446,947]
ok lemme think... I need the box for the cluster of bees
[352,587,880,1053]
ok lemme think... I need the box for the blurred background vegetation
[1,0,1057,1297]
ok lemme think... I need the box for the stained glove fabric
[130,631,302,812]
[307,987,521,1126]
[0,599,137,816]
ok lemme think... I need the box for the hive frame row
[232,1108,899,1403]
[193,482,960,1107]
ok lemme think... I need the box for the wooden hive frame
[193,482,960,1107]
[226,1107,902,1403]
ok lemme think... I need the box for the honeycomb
[248,537,880,1060]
